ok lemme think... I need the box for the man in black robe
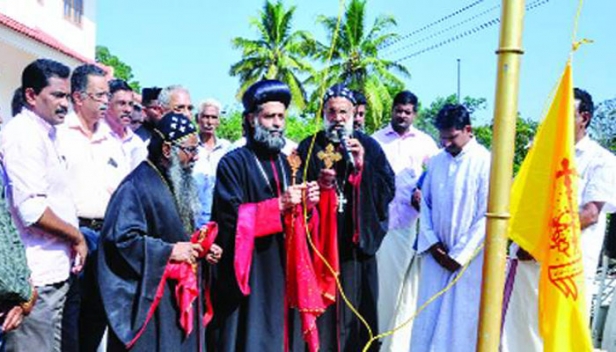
[295,84,395,352]
[207,80,319,352]
[98,112,222,351]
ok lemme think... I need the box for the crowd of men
[0,57,615,352]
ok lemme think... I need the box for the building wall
[0,30,83,120]
[0,0,96,60]
[0,0,97,121]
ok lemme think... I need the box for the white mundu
[372,124,438,351]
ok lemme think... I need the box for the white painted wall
[0,0,96,59]
[0,0,96,122]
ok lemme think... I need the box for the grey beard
[167,148,200,234]
[253,121,286,152]
[324,117,354,143]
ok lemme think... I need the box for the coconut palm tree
[229,0,315,111]
[308,0,410,132]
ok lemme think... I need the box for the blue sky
[97,0,615,125]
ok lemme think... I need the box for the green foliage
[229,0,315,111]
[512,117,538,174]
[216,110,243,142]
[95,45,140,91]
[217,109,320,144]
[474,125,493,149]
[308,0,409,133]
[414,94,487,141]
[285,115,320,142]
[589,98,616,153]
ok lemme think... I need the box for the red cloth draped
[234,198,283,295]
[312,187,340,306]
[285,205,326,352]
[348,170,363,244]
[127,222,218,348]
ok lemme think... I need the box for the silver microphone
[337,129,356,171]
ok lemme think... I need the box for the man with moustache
[208,80,320,352]
[135,87,162,142]
[104,79,148,171]
[295,83,395,351]
[98,112,222,352]
[1,59,87,351]
[372,90,438,351]
[57,64,127,351]
[159,85,194,119]
[192,99,231,227]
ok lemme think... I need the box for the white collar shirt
[0,108,78,286]
[373,124,439,229]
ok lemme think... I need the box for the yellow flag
[508,61,592,351]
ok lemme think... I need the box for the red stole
[285,204,326,352]
[126,222,218,349]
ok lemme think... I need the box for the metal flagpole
[476,0,526,351]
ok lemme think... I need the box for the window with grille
[63,0,83,25]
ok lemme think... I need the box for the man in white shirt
[104,79,147,171]
[1,58,87,351]
[192,98,231,227]
[158,85,194,119]
[59,64,127,351]
[372,90,439,351]
[502,88,616,352]
[410,104,491,352]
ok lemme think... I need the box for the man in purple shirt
[0,59,86,352]
[372,90,439,351]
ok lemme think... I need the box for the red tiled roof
[0,12,93,64]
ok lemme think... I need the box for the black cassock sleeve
[356,134,395,255]
[97,178,173,346]
[210,153,246,311]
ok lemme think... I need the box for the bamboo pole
[476,0,526,351]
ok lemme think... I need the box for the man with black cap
[294,83,395,351]
[208,80,320,352]
[97,112,222,351]
[135,87,162,142]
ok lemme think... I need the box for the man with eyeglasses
[294,83,395,352]
[1,59,87,351]
[158,85,194,119]
[104,79,147,171]
[57,64,128,351]
[98,112,222,351]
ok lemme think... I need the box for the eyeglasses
[173,143,200,156]
[85,91,111,102]
[173,104,195,113]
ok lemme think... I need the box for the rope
[362,242,486,352]
[300,0,377,344]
